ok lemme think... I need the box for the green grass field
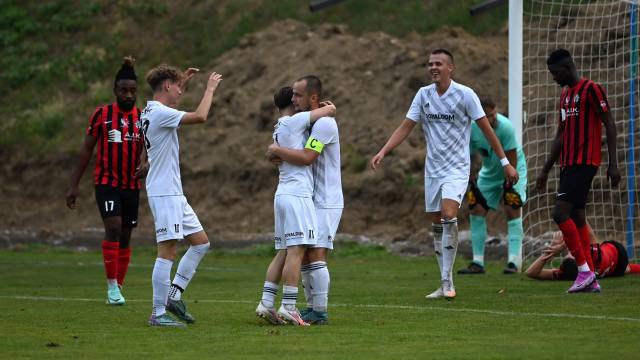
[2,243,639,359]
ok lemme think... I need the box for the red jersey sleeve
[588,82,610,115]
[86,106,104,137]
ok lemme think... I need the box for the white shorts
[424,176,468,212]
[274,195,317,250]
[148,195,203,242]
[313,208,343,250]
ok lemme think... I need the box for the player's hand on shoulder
[319,100,336,115]
[65,187,78,210]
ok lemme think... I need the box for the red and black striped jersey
[557,78,610,167]
[86,103,144,190]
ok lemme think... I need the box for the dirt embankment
[0,20,509,246]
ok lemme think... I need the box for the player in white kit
[255,85,336,326]
[141,65,223,327]
[370,49,518,300]
[266,75,342,325]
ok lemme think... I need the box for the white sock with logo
[171,242,210,299]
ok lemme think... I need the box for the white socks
[282,285,298,307]
[301,264,313,309]
[261,281,279,308]
[152,257,173,317]
[170,242,210,300]
[432,223,444,277]
[308,261,329,312]
[441,218,459,284]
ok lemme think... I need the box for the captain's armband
[305,137,325,153]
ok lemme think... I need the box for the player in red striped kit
[66,57,146,305]
[536,49,621,293]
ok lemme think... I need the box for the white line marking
[3,295,639,323]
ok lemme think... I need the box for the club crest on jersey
[573,94,580,103]
[135,120,142,129]
[565,97,570,105]
[120,118,127,128]
[108,129,122,143]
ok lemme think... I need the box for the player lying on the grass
[142,65,222,327]
[525,224,640,282]
[370,48,518,300]
[255,85,336,326]
[266,75,343,325]
[66,57,145,306]
[458,98,527,275]
[535,49,620,293]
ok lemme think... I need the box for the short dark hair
[559,257,578,281]
[115,56,137,85]
[547,48,573,66]
[431,48,454,64]
[297,75,322,98]
[480,97,496,109]
[146,64,183,92]
[273,86,293,110]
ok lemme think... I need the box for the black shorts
[94,185,140,227]
[557,165,598,209]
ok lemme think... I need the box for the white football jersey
[274,112,313,198]
[406,80,485,178]
[141,100,186,196]
[308,117,343,209]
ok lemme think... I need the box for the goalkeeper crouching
[458,98,528,274]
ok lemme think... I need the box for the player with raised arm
[266,76,343,325]
[535,49,620,293]
[142,65,222,327]
[255,84,336,326]
[458,98,527,275]
[66,57,145,305]
[370,49,518,300]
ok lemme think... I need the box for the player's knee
[194,241,210,254]
[104,227,122,242]
[552,209,570,224]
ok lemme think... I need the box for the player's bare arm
[525,234,565,280]
[475,117,519,184]
[134,147,149,179]
[309,101,336,123]
[535,125,562,192]
[268,146,319,166]
[505,149,517,169]
[66,135,98,209]
[369,119,416,170]
[181,72,223,125]
[601,110,620,187]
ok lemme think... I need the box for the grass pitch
[2,243,639,359]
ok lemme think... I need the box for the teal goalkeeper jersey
[469,113,527,183]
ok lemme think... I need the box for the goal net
[522,0,639,261]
